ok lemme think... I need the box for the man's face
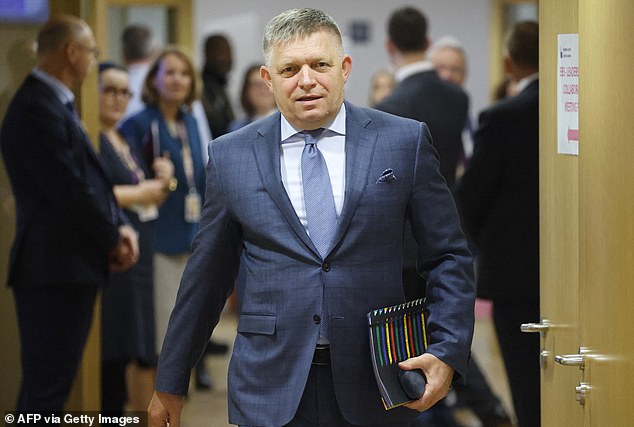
[430,47,466,86]
[69,26,98,87]
[261,30,352,130]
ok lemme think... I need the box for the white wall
[193,0,490,120]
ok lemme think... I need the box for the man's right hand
[109,225,139,272]
[148,391,185,427]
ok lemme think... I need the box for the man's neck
[392,51,426,71]
[38,60,75,91]
[512,67,539,82]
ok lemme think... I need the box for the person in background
[121,25,212,166]
[97,61,174,414]
[456,21,540,427]
[367,68,395,108]
[228,63,277,132]
[122,24,156,120]
[201,34,235,138]
[428,36,473,180]
[428,36,467,89]
[148,8,474,427]
[375,6,468,190]
[0,14,138,413]
[429,36,513,427]
[374,8,470,427]
[119,46,208,391]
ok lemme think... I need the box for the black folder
[367,298,429,410]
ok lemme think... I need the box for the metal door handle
[520,319,550,333]
[554,347,590,369]
[554,354,585,367]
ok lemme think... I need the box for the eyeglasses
[101,86,133,99]
[76,44,101,59]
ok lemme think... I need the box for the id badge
[135,203,159,222]
[184,190,201,223]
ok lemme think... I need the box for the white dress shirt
[31,67,74,106]
[394,60,435,83]
[279,104,347,234]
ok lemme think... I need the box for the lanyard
[176,121,197,193]
[106,133,145,184]
[151,118,197,193]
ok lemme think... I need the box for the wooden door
[540,0,634,425]
[578,0,634,425]
[538,0,583,425]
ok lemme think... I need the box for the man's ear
[65,42,79,66]
[422,36,430,52]
[260,65,273,90]
[341,55,352,82]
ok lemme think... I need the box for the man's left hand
[399,353,454,412]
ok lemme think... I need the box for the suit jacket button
[322,262,331,272]
[313,315,321,324]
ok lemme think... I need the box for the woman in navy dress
[98,62,174,413]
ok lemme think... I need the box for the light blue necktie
[301,129,337,257]
[301,129,337,341]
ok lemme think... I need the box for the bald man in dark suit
[1,15,138,413]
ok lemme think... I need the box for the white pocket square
[376,168,397,184]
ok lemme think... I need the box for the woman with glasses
[98,61,174,414]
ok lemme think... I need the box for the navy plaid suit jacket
[156,102,475,426]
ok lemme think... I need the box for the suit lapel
[252,113,320,256]
[330,103,377,253]
[30,76,113,185]
[29,76,117,220]
[253,105,378,259]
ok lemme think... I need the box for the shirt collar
[280,103,347,143]
[516,72,539,93]
[394,60,435,83]
[31,67,75,105]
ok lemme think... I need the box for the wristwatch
[167,177,178,192]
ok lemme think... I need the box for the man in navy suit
[456,21,540,427]
[0,15,138,413]
[375,6,468,190]
[149,8,474,427]
[374,6,470,325]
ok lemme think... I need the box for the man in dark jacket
[1,14,138,413]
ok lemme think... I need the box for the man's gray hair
[262,8,342,65]
[428,35,466,59]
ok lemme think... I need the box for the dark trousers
[279,363,410,427]
[453,355,506,422]
[102,358,128,414]
[493,301,540,427]
[13,284,97,412]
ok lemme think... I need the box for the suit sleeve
[408,122,475,379]
[155,142,242,395]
